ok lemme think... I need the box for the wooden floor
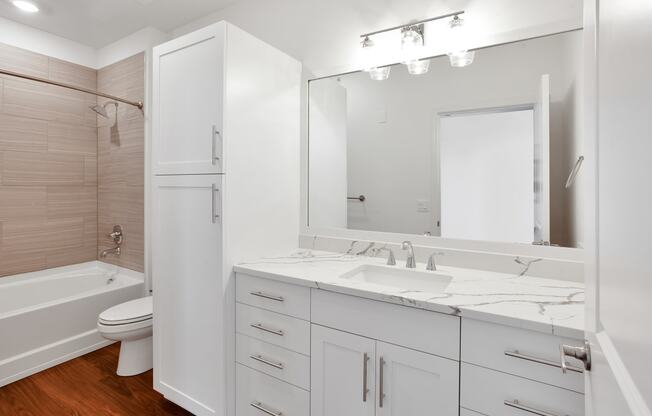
[0,344,193,415]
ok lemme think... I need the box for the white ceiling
[0,0,239,48]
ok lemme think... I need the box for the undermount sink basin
[339,264,452,293]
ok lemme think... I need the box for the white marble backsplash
[298,234,584,283]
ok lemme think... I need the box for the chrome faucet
[356,242,376,256]
[426,252,445,271]
[401,241,416,268]
[101,225,123,258]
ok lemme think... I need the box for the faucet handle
[426,251,445,271]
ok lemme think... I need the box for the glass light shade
[13,0,39,12]
[447,15,470,57]
[406,59,430,75]
[448,51,475,67]
[368,66,391,81]
[401,26,425,64]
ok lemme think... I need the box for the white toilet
[97,296,153,376]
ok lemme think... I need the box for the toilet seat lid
[99,296,152,325]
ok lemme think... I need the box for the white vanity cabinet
[234,272,587,416]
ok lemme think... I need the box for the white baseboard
[0,329,114,387]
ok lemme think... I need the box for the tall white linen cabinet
[151,22,301,416]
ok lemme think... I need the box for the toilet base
[117,336,153,376]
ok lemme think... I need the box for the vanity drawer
[461,318,584,392]
[236,333,310,390]
[236,364,310,416]
[311,289,460,360]
[237,273,310,320]
[236,303,310,355]
[461,363,584,416]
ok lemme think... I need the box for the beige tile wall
[97,53,145,272]
[0,43,98,277]
[0,44,145,277]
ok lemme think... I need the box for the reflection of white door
[583,0,652,415]
[308,80,348,228]
[534,74,551,244]
[439,108,535,243]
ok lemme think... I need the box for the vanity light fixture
[360,36,389,80]
[401,24,430,75]
[12,0,39,12]
[447,15,475,67]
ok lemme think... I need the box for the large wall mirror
[308,29,584,248]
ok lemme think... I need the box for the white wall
[316,30,582,246]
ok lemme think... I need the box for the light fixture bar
[359,10,465,38]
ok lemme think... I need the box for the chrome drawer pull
[250,291,285,302]
[505,350,583,373]
[250,354,284,370]
[250,323,284,336]
[250,401,283,416]
[379,356,386,408]
[504,400,563,416]
[362,352,370,402]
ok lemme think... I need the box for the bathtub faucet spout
[100,246,121,258]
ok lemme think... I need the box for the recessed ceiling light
[13,1,39,13]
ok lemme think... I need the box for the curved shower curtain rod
[0,68,144,110]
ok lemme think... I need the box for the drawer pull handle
[250,323,284,336]
[504,350,583,373]
[250,291,285,302]
[379,356,386,408]
[362,352,369,402]
[250,401,283,416]
[504,400,562,416]
[250,354,284,370]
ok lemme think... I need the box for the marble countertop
[234,250,584,339]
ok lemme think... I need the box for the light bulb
[369,66,391,81]
[401,25,425,64]
[359,36,378,72]
[447,15,475,68]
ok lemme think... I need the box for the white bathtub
[0,261,144,386]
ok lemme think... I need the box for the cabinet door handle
[379,356,386,408]
[250,291,284,302]
[250,354,284,370]
[211,184,220,223]
[250,323,284,336]
[362,352,369,402]
[504,350,583,373]
[504,400,561,416]
[211,125,221,165]
[250,401,283,416]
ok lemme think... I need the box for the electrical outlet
[416,199,430,213]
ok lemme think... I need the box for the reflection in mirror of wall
[309,30,584,248]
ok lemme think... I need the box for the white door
[153,23,224,175]
[375,341,459,416]
[439,108,535,243]
[534,74,551,244]
[152,174,223,416]
[583,0,652,415]
[311,325,376,416]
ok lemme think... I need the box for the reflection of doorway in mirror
[437,104,548,245]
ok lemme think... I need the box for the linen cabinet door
[152,174,223,416]
[376,342,459,416]
[153,23,224,175]
[311,325,376,416]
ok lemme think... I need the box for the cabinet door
[376,341,459,416]
[153,23,224,175]
[152,174,223,416]
[311,325,376,416]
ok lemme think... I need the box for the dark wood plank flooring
[0,343,193,415]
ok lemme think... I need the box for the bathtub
[0,261,144,387]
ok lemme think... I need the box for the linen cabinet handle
[249,291,284,302]
[249,354,284,370]
[250,401,283,416]
[504,400,562,416]
[362,353,369,402]
[211,184,220,223]
[250,323,284,336]
[379,356,386,408]
[211,125,221,164]
[504,350,583,373]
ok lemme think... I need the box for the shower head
[89,101,118,119]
